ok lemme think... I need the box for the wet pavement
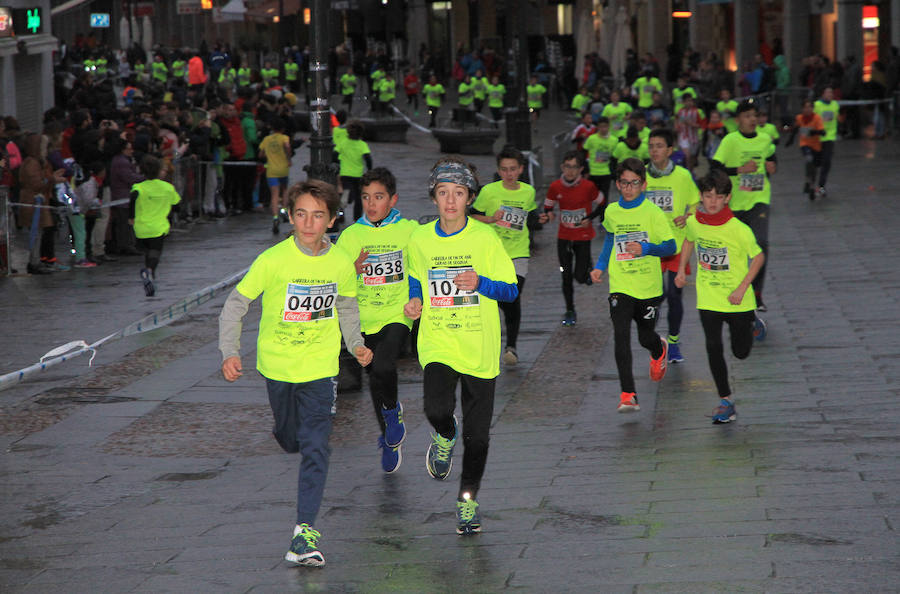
[1,104,899,592]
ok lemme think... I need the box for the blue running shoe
[381,402,406,447]
[378,435,401,473]
[667,341,684,363]
[284,524,325,567]
[562,310,576,327]
[426,416,457,480]
[753,314,767,341]
[712,398,736,424]
[456,494,482,535]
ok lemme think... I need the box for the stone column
[836,0,864,61]
[734,0,759,72]
[893,0,900,50]
[783,0,810,85]
[406,0,428,66]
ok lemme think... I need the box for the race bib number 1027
[283,283,337,322]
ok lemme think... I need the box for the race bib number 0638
[428,268,479,307]
[283,282,336,322]
[363,250,404,285]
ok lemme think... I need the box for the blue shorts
[267,176,288,188]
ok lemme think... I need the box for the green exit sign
[12,6,43,35]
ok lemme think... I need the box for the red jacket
[188,56,207,85]
[220,116,246,160]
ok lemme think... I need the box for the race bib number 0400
[428,267,479,307]
[363,250,403,285]
[645,190,674,212]
[614,231,649,261]
[283,283,336,322]
[697,245,730,271]
[496,205,527,231]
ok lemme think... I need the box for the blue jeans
[266,376,337,526]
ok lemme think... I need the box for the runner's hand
[589,268,604,283]
[222,356,243,381]
[354,249,370,275]
[354,346,373,367]
[728,287,747,305]
[737,160,757,174]
[673,213,690,228]
[674,271,687,288]
[404,298,423,320]
[453,270,479,292]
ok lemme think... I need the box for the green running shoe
[456,495,482,535]
[284,523,325,567]
[426,415,457,480]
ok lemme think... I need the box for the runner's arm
[594,234,614,271]
[476,276,518,302]
[710,159,738,177]
[336,295,365,353]
[218,288,252,360]
[640,238,676,257]
[408,275,423,300]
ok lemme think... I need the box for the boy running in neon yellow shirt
[675,170,765,424]
[403,157,518,535]
[590,158,675,413]
[336,168,418,473]
[471,146,536,366]
[219,180,373,567]
[645,128,699,363]
[129,155,181,297]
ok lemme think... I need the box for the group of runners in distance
[216,95,781,568]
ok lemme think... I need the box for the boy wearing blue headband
[404,157,518,535]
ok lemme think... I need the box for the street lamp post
[304,0,337,185]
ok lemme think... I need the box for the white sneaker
[502,347,518,366]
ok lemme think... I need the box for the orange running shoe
[649,337,668,382]
[617,392,640,413]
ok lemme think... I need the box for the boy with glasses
[590,158,675,412]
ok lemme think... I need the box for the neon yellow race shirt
[712,130,775,211]
[407,219,517,379]
[236,239,357,383]
[814,99,840,142]
[644,165,699,254]
[583,133,620,176]
[685,216,761,313]
[336,218,419,334]
[472,180,537,259]
[132,179,181,239]
[602,198,673,299]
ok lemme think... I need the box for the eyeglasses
[618,179,643,188]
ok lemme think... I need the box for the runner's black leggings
[557,239,592,311]
[423,362,495,499]
[498,275,526,349]
[340,176,362,221]
[136,236,165,274]
[663,270,684,338]
[734,204,769,298]
[818,141,834,188]
[699,309,755,398]
[364,323,409,435]
[609,293,664,393]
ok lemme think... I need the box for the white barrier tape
[837,98,893,106]
[6,197,131,211]
[0,265,250,391]
[475,112,501,125]
[390,105,431,133]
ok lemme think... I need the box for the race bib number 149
[283,283,336,322]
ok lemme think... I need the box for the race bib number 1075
[283,283,336,322]
[428,268,480,307]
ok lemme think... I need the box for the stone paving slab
[3,115,900,591]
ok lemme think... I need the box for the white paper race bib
[594,151,610,163]
[697,245,730,271]
[283,283,336,322]
[738,173,764,192]
[645,190,674,212]
[614,231,649,261]
[427,268,479,307]
[362,250,404,285]
[560,208,586,228]
[496,205,527,231]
